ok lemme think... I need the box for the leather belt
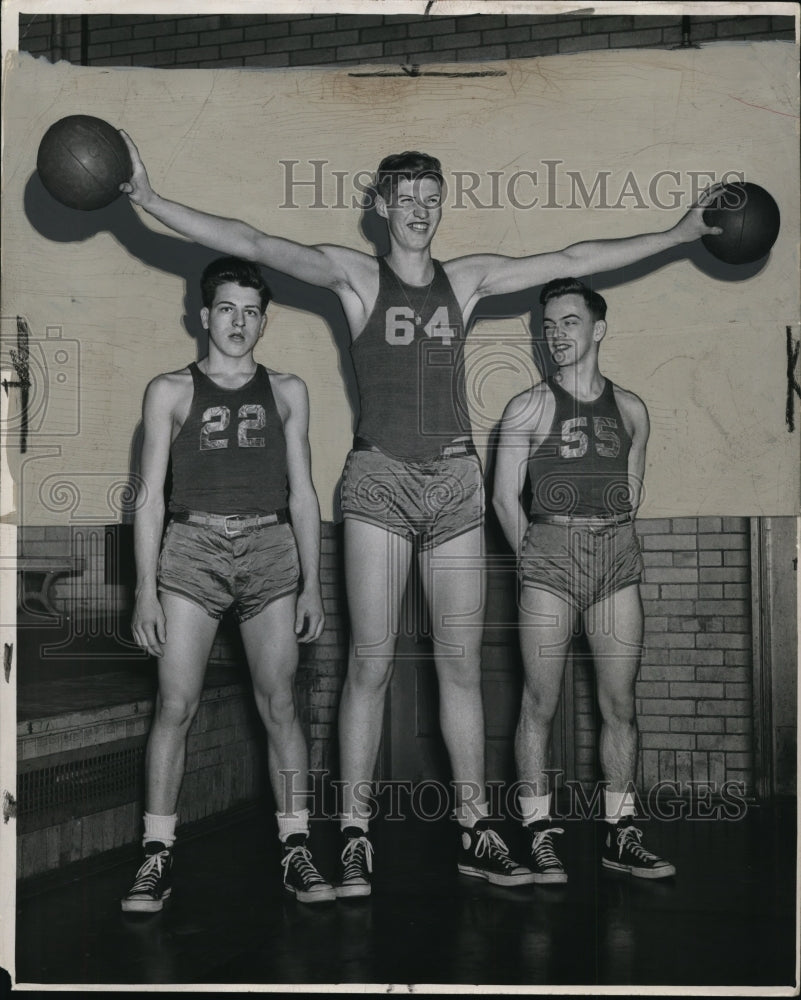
[171,509,288,535]
[532,512,633,526]
[353,436,477,460]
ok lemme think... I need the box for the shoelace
[340,836,374,878]
[281,844,324,887]
[616,825,658,862]
[472,828,518,870]
[530,826,565,868]
[130,850,170,894]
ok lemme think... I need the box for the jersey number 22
[200,404,266,450]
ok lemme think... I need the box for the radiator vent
[17,738,145,832]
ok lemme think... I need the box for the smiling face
[201,282,266,360]
[543,293,606,367]
[377,175,443,251]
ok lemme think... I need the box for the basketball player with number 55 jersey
[494,278,676,884]
[119,137,716,896]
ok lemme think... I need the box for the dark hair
[375,151,444,202]
[200,256,272,311]
[539,277,607,322]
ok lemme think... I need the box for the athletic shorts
[519,519,643,612]
[157,519,300,623]
[340,447,484,551]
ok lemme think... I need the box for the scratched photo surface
[1,3,798,994]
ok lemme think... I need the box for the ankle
[142,811,177,849]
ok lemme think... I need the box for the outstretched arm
[119,131,359,291]
[454,187,724,301]
[276,375,325,643]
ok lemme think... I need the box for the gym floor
[14,798,798,990]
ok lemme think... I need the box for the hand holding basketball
[701,182,781,264]
[672,183,725,244]
[117,130,155,207]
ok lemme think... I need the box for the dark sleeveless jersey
[528,377,633,517]
[350,257,471,461]
[168,363,289,516]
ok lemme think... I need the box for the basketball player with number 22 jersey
[123,257,335,913]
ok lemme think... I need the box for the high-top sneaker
[527,819,568,884]
[281,833,336,903]
[336,827,373,898]
[601,819,676,879]
[121,841,173,913]
[457,820,536,887]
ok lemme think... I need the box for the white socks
[276,807,310,843]
[604,789,636,823]
[453,799,490,829]
[340,809,371,835]
[517,790,636,824]
[519,793,552,826]
[143,811,177,849]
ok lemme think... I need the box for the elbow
[288,489,318,521]
[492,493,512,522]
[239,229,264,262]
[558,245,588,277]
[135,493,165,523]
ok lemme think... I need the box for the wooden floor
[14,798,798,990]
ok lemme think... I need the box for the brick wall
[572,517,754,796]
[17,13,796,68]
[295,523,348,772]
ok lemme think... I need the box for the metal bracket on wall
[349,65,506,78]
[671,15,702,49]
[2,316,31,453]
[786,325,800,432]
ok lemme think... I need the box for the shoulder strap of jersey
[257,364,283,417]
[545,374,568,401]
[187,361,203,390]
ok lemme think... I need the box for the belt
[171,509,288,535]
[353,436,477,460]
[532,512,633,527]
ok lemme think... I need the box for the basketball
[702,182,781,265]
[36,115,131,211]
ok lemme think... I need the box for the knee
[155,694,199,732]
[520,679,561,725]
[347,652,394,694]
[435,654,482,694]
[258,684,297,731]
[599,690,636,727]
